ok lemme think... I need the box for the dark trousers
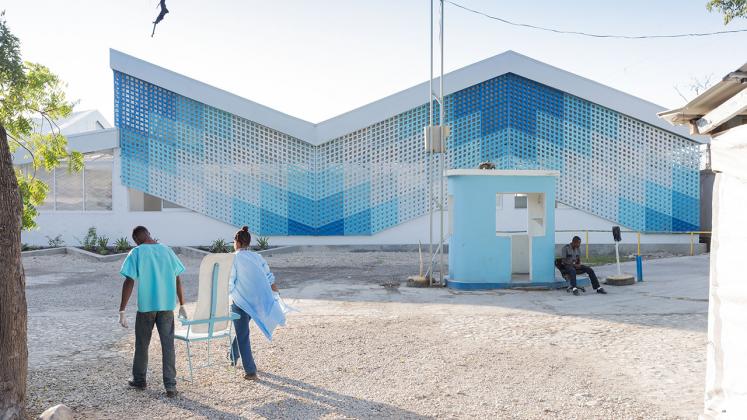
[563,264,601,289]
[133,311,176,390]
[230,303,257,375]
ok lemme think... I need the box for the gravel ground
[23,251,708,419]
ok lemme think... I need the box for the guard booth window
[514,194,528,209]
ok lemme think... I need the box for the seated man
[561,236,606,296]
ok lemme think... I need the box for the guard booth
[446,169,559,289]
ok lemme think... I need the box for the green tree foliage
[0,12,82,230]
[707,0,747,24]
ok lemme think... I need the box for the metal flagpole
[428,0,434,284]
[423,0,449,286]
[438,0,445,286]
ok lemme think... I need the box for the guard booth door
[497,193,546,281]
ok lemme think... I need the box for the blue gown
[229,250,286,340]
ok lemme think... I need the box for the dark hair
[132,226,149,243]
[234,226,251,248]
[572,236,581,242]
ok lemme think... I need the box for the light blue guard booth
[446,169,562,290]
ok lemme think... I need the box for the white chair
[174,253,239,382]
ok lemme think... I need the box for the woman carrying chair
[229,226,286,380]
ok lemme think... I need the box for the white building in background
[17,50,705,251]
[14,110,117,213]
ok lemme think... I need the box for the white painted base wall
[21,207,692,247]
[21,149,693,247]
[22,198,693,248]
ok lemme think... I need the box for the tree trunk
[0,124,27,419]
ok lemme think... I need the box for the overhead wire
[446,1,747,39]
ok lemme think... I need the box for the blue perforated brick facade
[114,71,700,235]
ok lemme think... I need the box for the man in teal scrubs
[118,226,187,397]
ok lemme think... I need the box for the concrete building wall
[112,50,701,238]
[21,148,697,251]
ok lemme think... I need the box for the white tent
[660,62,747,419]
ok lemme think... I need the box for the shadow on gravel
[162,392,243,419]
[254,372,431,419]
[161,372,430,419]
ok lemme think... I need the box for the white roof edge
[497,52,699,142]
[12,128,119,164]
[64,109,113,129]
[446,169,560,177]
[65,128,119,154]
[65,126,119,140]
[33,109,113,135]
[109,49,315,141]
[110,49,698,145]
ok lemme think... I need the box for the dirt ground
[23,251,709,419]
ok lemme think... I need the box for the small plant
[46,234,65,248]
[21,243,31,251]
[256,236,270,251]
[78,227,98,251]
[97,236,110,255]
[114,237,131,253]
[210,238,230,253]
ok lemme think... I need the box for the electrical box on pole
[424,125,450,153]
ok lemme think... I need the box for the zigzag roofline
[110,48,699,145]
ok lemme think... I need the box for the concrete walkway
[281,254,709,329]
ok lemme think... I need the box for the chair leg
[228,327,236,372]
[186,341,194,382]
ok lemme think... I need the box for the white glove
[118,311,128,328]
[178,306,188,319]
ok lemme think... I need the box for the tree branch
[5,132,37,180]
[674,85,689,103]
[31,108,62,137]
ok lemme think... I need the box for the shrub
[256,236,270,251]
[97,236,110,255]
[114,237,131,253]
[210,238,230,253]
[46,234,65,248]
[21,243,31,251]
[78,227,98,251]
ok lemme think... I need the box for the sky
[3,0,747,125]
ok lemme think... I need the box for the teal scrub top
[120,243,185,312]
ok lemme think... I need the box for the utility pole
[425,0,448,286]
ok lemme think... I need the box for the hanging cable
[446,1,747,39]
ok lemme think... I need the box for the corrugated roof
[659,62,747,127]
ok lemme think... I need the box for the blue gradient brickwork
[114,71,700,235]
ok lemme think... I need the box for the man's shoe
[128,380,146,390]
[244,373,258,381]
[596,287,607,294]
[166,389,178,398]
[572,287,580,296]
